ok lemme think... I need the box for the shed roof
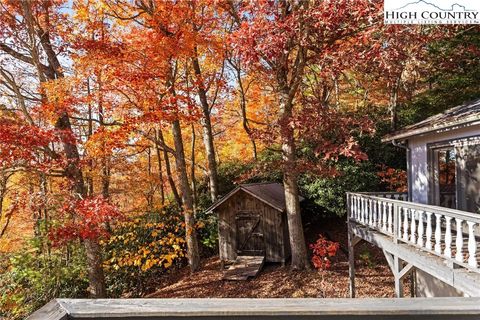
[382,98,480,142]
[205,182,304,213]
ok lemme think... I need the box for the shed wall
[217,191,287,263]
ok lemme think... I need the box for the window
[429,137,480,213]
[432,147,457,209]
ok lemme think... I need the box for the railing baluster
[434,213,442,254]
[444,216,452,258]
[398,207,403,239]
[403,208,409,241]
[467,221,477,268]
[372,199,377,228]
[410,209,416,244]
[425,211,432,250]
[382,201,387,232]
[368,199,373,226]
[387,203,393,234]
[361,198,366,224]
[455,218,464,263]
[417,210,424,247]
[355,196,359,220]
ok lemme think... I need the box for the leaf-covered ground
[147,218,412,298]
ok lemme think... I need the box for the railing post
[347,193,351,221]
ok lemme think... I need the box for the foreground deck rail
[27,298,480,319]
[347,192,480,297]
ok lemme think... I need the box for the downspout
[392,139,412,202]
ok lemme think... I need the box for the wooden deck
[347,192,480,298]
[27,298,480,319]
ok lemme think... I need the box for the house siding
[408,124,480,205]
[407,123,480,298]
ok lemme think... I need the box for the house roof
[205,182,304,213]
[382,98,480,142]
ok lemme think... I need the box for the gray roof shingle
[205,182,304,213]
[383,98,480,142]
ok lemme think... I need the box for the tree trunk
[389,80,399,131]
[154,135,166,206]
[190,124,197,213]
[157,129,182,207]
[55,113,107,297]
[84,238,107,298]
[172,119,200,272]
[17,0,107,297]
[279,89,309,270]
[191,54,219,202]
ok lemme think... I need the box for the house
[205,182,300,267]
[383,99,480,213]
[347,99,480,298]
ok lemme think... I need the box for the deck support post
[348,222,361,298]
[394,256,415,298]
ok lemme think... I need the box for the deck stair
[222,255,265,281]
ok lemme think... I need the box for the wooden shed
[206,183,302,265]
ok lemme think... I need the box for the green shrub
[300,160,381,217]
[0,241,89,320]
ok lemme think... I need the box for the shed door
[236,213,265,256]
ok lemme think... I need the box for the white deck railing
[347,192,480,272]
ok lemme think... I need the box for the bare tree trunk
[191,54,219,202]
[190,124,197,213]
[389,79,400,131]
[172,119,200,272]
[154,134,166,206]
[157,129,182,207]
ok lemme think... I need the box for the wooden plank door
[235,213,265,256]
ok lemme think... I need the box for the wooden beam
[351,223,480,297]
[383,249,395,274]
[28,298,480,320]
[394,255,404,298]
[398,263,414,281]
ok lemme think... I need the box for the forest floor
[147,217,411,298]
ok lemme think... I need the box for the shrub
[300,160,381,217]
[0,241,89,320]
[309,234,340,270]
[102,209,186,297]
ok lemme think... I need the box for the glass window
[457,143,480,213]
[435,148,457,209]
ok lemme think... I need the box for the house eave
[382,118,480,143]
